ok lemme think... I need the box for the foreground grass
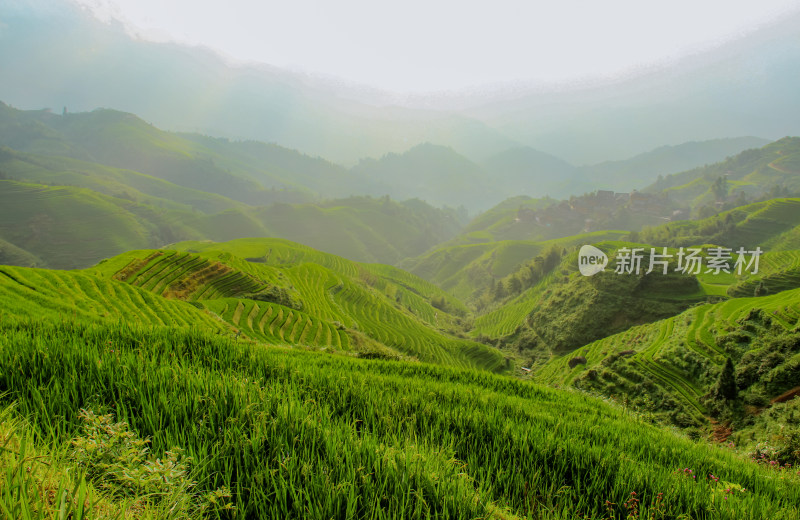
[0,403,146,519]
[0,319,798,519]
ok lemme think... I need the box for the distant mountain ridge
[0,100,786,268]
[0,0,518,164]
[577,137,771,192]
[0,104,469,268]
[643,136,800,215]
[352,138,770,211]
[1,0,797,165]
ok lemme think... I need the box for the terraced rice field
[540,288,800,420]
[0,265,223,330]
[728,250,800,297]
[172,238,361,278]
[472,271,559,338]
[111,250,266,300]
[97,245,508,371]
[203,297,349,349]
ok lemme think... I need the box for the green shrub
[70,409,234,516]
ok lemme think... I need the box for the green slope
[578,137,771,192]
[645,137,800,214]
[351,142,500,210]
[0,237,504,371]
[0,178,463,269]
[401,231,629,302]
[0,180,196,269]
[94,239,506,371]
[641,198,800,249]
[43,108,309,205]
[460,198,800,341]
[187,196,463,265]
[0,264,224,329]
[536,287,800,430]
[0,146,244,214]
[473,241,710,342]
[0,102,361,204]
[1,319,798,518]
[180,133,366,199]
[0,237,41,267]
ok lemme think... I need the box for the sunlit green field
[1,319,798,519]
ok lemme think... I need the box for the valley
[1,2,800,517]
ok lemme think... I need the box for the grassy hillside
[180,134,366,200]
[0,176,462,269]
[1,318,798,518]
[440,190,676,248]
[640,197,800,250]
[470,241,713,341]
[401,231,629,302]
[524,248,706,352]
[645,137,800,215]
[186,197,464,265]
[578,137,770,192]
[352,142,502,210]
[0,237,41,267]
[424,138,785,253]
[448,195,559,245]
[0,180,199,269]
[0,105,303,205]
[0,103,469,267]
[88,239,505,371]
[0,146,244,214]
[0,263,225,329]
[451,197,800,339]
[170,237,463,306]
[0,234,502,370]
[536,287,800,436]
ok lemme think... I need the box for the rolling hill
[351,138,770,212]
[476,137,769,201]
[0,102,473,268]
[400,230,629,302]
[1,199,800,517]
[0,178,464,269]
[535,286,800,433]
[0,179,195,269]
[351,143,500,210]
[644,137,800,215]
[465,198,800,338]
[80,237,506,371]
[0,101,352,204]
[0,145,244,214]
[1,255,798,517]
[577,137,771,192]
[3,1,800,516]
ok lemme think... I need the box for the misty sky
[74,0,799,93]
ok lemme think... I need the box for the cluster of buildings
[515,190,687,234]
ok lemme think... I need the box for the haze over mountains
[0,99,786,272]
[3,2,800,517]
[1,0,798,167]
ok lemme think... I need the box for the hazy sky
[73,0,800,93]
